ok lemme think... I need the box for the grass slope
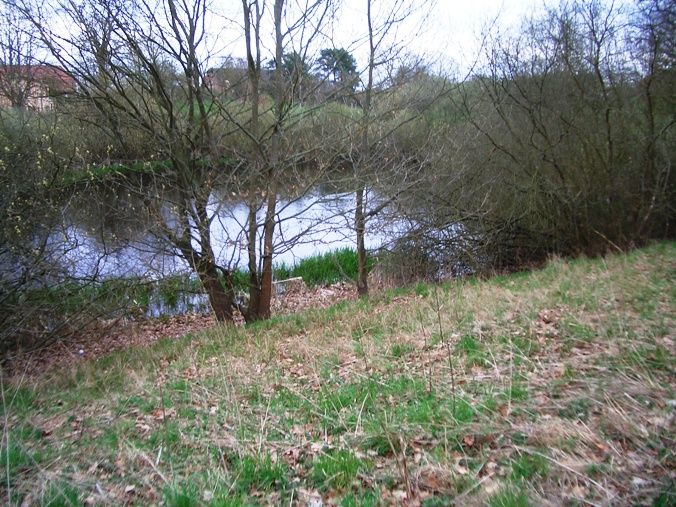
[1,242,674,506]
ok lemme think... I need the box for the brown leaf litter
[5,281,356,377]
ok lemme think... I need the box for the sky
[336,0,547,72]
[28,0,632,77]
[212,0,547,75]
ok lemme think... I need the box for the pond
[53,190,401,279]
[45,189,406,316]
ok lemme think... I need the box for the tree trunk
[244,194,278,323]
[249,0,283,320]
[242,0,265,322]
[258,190,277,318]
[246,199,261,320]
[199,262,235,322]
[355,184,368,296]
[255,0,284,318]
[354,0,374,298]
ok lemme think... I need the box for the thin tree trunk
[246,200,261,319]
[258,189,277,318]
[355,0,375,298]
[355,184,368,296]
[242,0,263,321]
[256,0,284,319]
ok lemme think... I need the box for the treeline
[0,0,673,354]
[385,0,674,274]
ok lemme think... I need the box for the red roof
[0,65,76,93]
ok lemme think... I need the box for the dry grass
[1,242,674,506]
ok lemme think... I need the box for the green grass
[339,488,380,506]
[164,484,201,507]
[488,488,530,507]
[232,454,289,494]
[510,452,549,480]
[456,334,488,367]
[558,397,591,421]
[311,449,366,490]
[275,247,373,286]
[0,440,38,476]
[41,482,81,507]
[1,242,673,506]
[0,386,36,415]
[390,342,414,358]
[60,159,173,186]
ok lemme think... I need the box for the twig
[513,445,615,498]
[398,436,413,500]
[257,400,271,455]
[136,449,169,484]
[592,229,623,253]
[381,419,413,500]
[434,287,456,415]
[355,393,370,436]
[453,473,495,503]
[417,310,433,393]
[1,372,11,506]
[158,379,168,435]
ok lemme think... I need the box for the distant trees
[267,51,312,84]
[403,0,675,272]
[317,47,358,90]
[280,52,311,103]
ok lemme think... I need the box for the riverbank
[5,281,356,376]
[2,242,673,506]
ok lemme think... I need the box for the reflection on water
[52,190,402,281]
[40,188,410,318]
[145,291,210,318]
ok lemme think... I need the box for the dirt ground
[6,281,356,376]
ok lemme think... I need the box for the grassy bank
[1,242,674,506]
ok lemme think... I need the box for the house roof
[0,65,76,93]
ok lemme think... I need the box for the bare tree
[13,0,345,324]
[0,0,39,108]
[630,0,676,238]
[237,0,335,321]
[346,0,443,296]
[429,0,675,268]
[14,0,247,320]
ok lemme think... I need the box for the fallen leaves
[414,465,455,493]
[531,307,564,339]
[35,414,66,437]
[149,406,176,422]
[4,247,675,506]
[271,281,356,316]
[6,282,356,378]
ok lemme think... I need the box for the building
[0,65,76,111]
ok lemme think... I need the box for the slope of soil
[1,243,674,506]
[6,282,355,375]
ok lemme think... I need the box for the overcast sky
[338,0,547,71]
[211,0,548,74]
